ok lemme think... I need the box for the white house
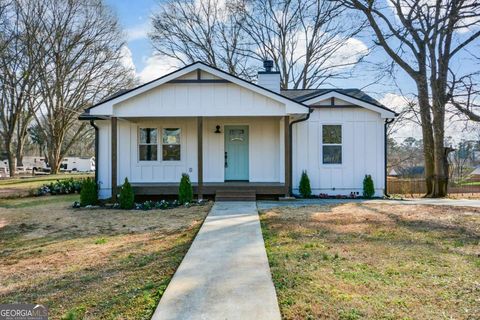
[79,61,396,200]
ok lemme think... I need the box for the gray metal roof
[280,88,392,112]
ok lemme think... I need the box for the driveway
[257,198,480,210]
[151,201,281,320]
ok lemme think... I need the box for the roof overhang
[302,90,397,119]
[83,62,309,119]
[78,114,110,121]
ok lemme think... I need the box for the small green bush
[363,174,375,198]
[80,177,97,206]
[178,173,193,204]
[299,170,312,198]
[38,178,83,195]
[119,177,135,209]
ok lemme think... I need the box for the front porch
[131,181,287,198]
[106,115,292,200]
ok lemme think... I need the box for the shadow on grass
[260,203,480,319]
[1,231,194,320]
[260,202,480,257]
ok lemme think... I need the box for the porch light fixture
[214,125,221,133]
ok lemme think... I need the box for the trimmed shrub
[38,178,83,195]
[363,174,375,198]
[299,170,312,198]
[179,173,193,204]
[80,178,97,206]
[119,178,135,209]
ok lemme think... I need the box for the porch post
[284,116,291,197]
[197,117,203,200]
[111,116,118,201]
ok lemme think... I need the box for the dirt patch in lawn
[0,195,212,319]
[260,203,480,319]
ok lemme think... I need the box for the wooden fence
[387,178,480,195]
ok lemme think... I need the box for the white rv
[0,157,48,174]
[60,157,95,172]
[21,156,49,172]
[0,160,8,177]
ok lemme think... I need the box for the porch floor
[131,182,286,196]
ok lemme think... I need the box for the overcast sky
[105,0,479,144]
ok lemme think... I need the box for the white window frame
[321,124,342,165]
[161,127,182,162]
[138,127,159,162]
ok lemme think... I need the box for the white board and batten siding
[89,69,306,117]
[96,117,285,198]
[96,118,198,199]
[292,107,385,197]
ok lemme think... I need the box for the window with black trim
[162,128,181,161]
[139,128,158,161]
[322,125,342,164]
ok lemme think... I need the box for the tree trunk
[416,82,435,197]
[49,148,63,174]
[5,138,16,178]
[16,143,24,167]
[431,96,448,197]
[16,125,29,168]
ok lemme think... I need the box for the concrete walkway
[151,202,281,320]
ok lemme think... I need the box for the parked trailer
[21,156,49,172]
[60,157,95,172]
[0,157,49,174]
[0,160,8,177]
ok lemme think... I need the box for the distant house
[388,168,398,177]
[398,166,425,178]
[79,61,396,200]
[469,167,480,181]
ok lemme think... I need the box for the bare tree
[240,0,366,89]
[150,0,366,87]
[0,0,43,176]
[449,72,480,121]
[31,0,135,174]
[150,0,254,79]
[388,137,425,175]
[339,0,480,197]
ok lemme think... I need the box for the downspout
[384,118,395,197]
[90,120,99,185]
[288,108,313,195]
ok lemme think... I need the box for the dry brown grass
[0,195,212,319]
[260,203,480,320]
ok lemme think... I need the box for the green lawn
[458,181,480,186]
[0,173,93,189]
[0,174,93,198]
[0,195,211,319]
[260,203,480,319]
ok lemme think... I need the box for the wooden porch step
[215,189,256,201]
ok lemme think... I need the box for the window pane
[229,129,245,142]
[323,125,341,144]
[163,144,181,161]
[162,128,181,144]
[140,128,157,144]
[139,145,158,161]
[323,146,342,164]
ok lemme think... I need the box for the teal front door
[224,125,249,181]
